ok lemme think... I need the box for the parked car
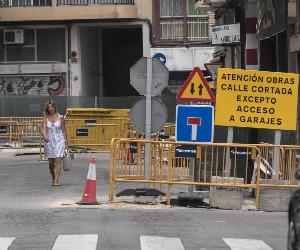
[288,169,300,250]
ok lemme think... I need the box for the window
[159,0,209,42]
[188,0,207,16]
[160,0,184,17]
[0,28,66,63]
[37,29,65,62]
[24,29,35,45]
[5,29,35,62]
[6,47,35,61]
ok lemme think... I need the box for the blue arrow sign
[176,105,214,143]
[153,52,167,65]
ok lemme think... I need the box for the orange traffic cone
[76,156,99,205]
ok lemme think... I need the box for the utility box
[65,108,130,151]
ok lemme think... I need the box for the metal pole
[188,158,195,192]
[144,57,152,181]
[94,96,98,108]
[188,101,195,191]
[273,130,281,179]
[273,34,281,179]
[225,127,233,176]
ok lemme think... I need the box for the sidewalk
[0,147,263,211]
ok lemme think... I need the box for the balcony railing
[57,0,134,5]
[187,17,209,41]
[160,18,184,41]
[160,17,209,41]
[0,0,134,6]
[1,0,51,7]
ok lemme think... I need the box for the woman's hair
[43,100,57,116]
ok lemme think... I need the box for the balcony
[1,0,134,6]
[0,0,137,22]
[160,17,209,42]
[1,0,51,7]
[57,0,134,5]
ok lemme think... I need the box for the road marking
[52,234,98,250]
[140,236,185,250]
[223,238,272,250]
[0,237,16,250]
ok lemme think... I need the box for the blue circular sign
[153,53,167,65]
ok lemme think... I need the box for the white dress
[45,114,65,158]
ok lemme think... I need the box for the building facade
[151,0,215,95]
[0,0,152,97]
[204,0,299,145]
[0,0,216,99]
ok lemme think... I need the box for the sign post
[130,57,169,183]
[145,58,152,180]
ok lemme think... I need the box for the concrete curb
[0,148,42,155]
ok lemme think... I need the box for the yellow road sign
[176,67,215,102]
[215,68,299,130]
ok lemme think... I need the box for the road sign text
[215,68,299,130]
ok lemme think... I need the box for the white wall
[70,25,82,96]
[150,47,214,71]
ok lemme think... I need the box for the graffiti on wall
[0,75,67,96]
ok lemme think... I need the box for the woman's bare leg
[48,159,55,185]
[53,158,62,185]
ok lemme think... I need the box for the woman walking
[42,100,67,186]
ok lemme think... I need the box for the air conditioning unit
[3,29,24,45]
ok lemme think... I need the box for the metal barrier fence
[163,123,175,137]
[0,121,21,147]
[0,117,43,148]
[0,116,130,150]
[66,119,131,151]
[109,139,300,208]
[0,116,176,151]
[0,117,43,124]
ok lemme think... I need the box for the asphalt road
[0,151,288,250]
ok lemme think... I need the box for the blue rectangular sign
[175,145,197,158]
[76,128,88,136]
[176,105,214,143]
[0,125,7,134]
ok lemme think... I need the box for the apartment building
[151,0,215,95]
[0,0,152,97]
[204,0,298,146]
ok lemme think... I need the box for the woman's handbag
[63,148,73,171]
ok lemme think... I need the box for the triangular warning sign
[176,67,215,102]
